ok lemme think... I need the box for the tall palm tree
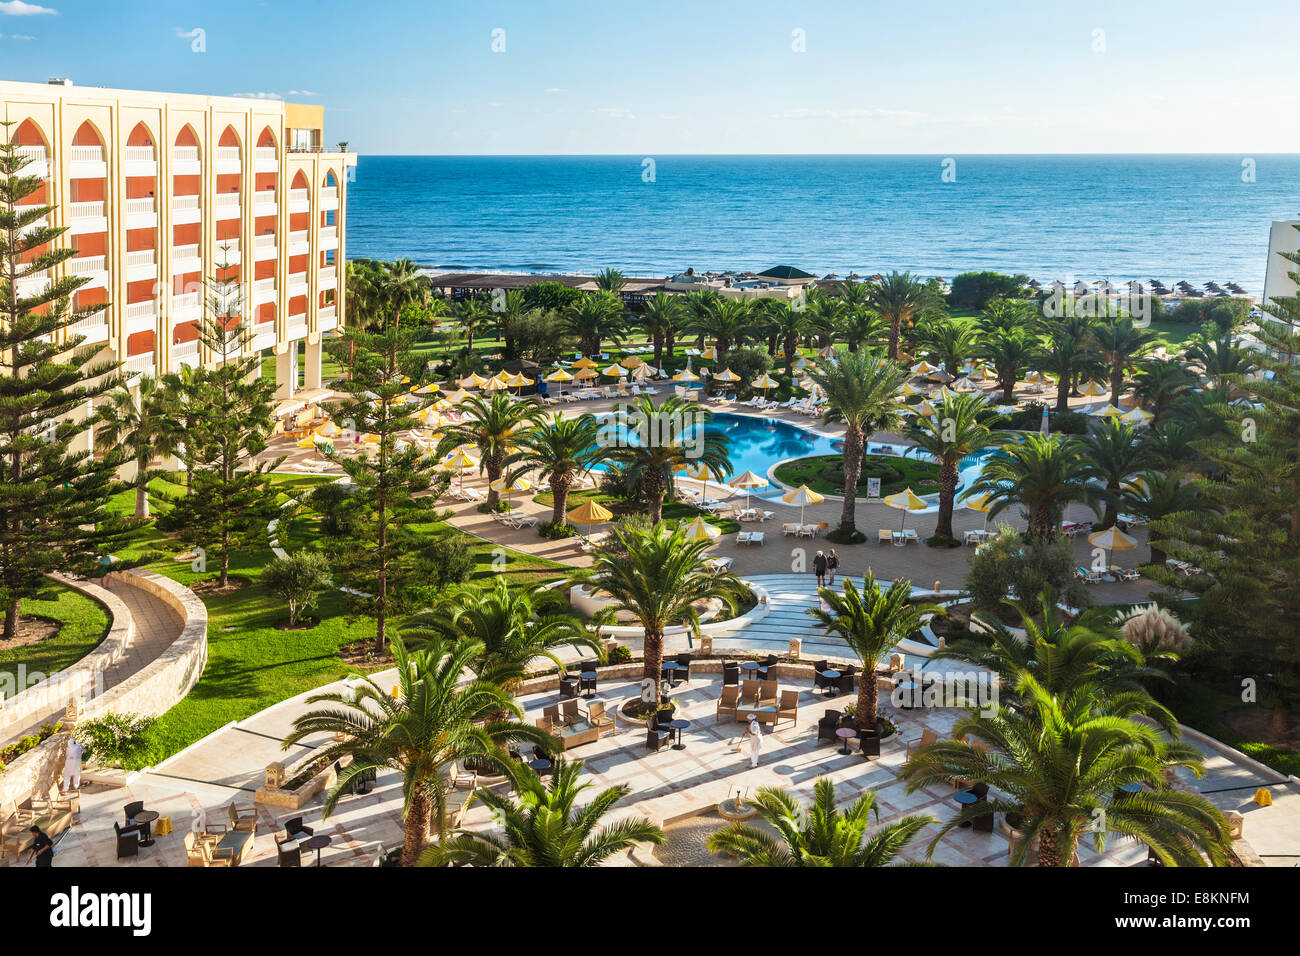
[378,257,429,329]
[1186,332,1253,388]
[97,375,179,517]
[281,637,553,866]
[604,395,731,523]
[1139,418,1202,474]
[564,291,624,357]
[420,758,663,866]
[1092,318,1156,406]
[807,574,939,729]
[901,674,1230,866]
[979,327,1035,403]
[907,392,1000,542]
[1039,330,1102,412]
[594,267,626,295]
[807,351,908,535]
[640,292,684,370]
[585,523,745,706]
[806,290,844,349]
[688,297,753,367]
[454,296,492,352]
[867,271,933,360]
[767,300,809,372]
[1124,470,1215,566]
[707,777,935,866]
[1080,418,1148,528]
[917,318,979,376]
[967,433,1099,539]
[838,306,886,354]
[681,288,721,350]
[503,412,607,526]
[435,392,545,506]
[1132,357,1197,420]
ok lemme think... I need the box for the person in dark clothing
[25,826,53,867]
[813,550,828,586]
[826,549,840,585]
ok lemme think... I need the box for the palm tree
[594,267,626,295]
[1132,357,1197,420]
[767,300,810,373]
[1092,318,1156,406]
[604,395,731,523]
[967,433,1099,539]
[377,257,429,329]
[1040,330,1102,412]
[503,412,607,526]
[707,777,935,866]
[689,297,753,367]
[97,375,179,517]
[901,674,1230,866]
[1124,470,1214,566]
[1140,418,1202,474]
[907,392,1000,542]
[640,292,684,370]
[420,757,663,866]
[564,291,624,357]
[586,523,745,706]
[454,296,492,351]
[917,318,979,377]
[807,574,939,729]
[281,637,553,866]
[1186,332,1253,388]
[805,290,844,349]
[807,352,908,535]
[867,271,934,360]
[979,327,1035,403]
[436,392,545,507]
[1080,418,1148,528]
[838,306,886,354]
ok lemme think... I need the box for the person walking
[740,714,763,768]
[62,738,84,794]
[24,826,54,867]
[813,550,827,587]
[826,548,840,585]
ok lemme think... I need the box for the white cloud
[0,1,57,15]
[774,107,931,123]
[0,32,36,38]
[232,91,283,100]
[287,89,319,97]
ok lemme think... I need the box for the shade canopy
[884,487,928,529]
[781,483,824,525]
[440,450,478,470]
[713,368,741,382]
[1091,404,1125,418]
[701,347,717,360]
[572,357,599,369]
[573,367,599,381]
[818,345,837,358]
[729,470,769,489]
[459,372,488,388]
[751,372,779,389]
[546,368,574,382]
[1078,380,1107,396]
[672,368,700,382]
[678,516,722,542]
[490,475,531,493]
[567,500,614,525]
[620,355,645,369]
[1088,527,1137,551]
[911,360,939,375]
[600,363,625,377]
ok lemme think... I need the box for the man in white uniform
[63,739,85,792]
[740,714,763,768]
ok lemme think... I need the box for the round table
[580,671,598,698]
[1118,782,1142,795]
[740,661,761,677]
[130,809,159,847]
[834,726,857,755]
[529,758,552,775]
[821,670,841,696]
[302,833,331,867]
[953,790,978,827]
[667,718,691,751]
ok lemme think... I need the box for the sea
[345,155,1300,294]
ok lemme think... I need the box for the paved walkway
[1,577,184,748]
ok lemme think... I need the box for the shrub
[965,524,1089,614]
[309,481,357,537]
[263,550,333,626]
[726,346,773,398]
[1052,410,1088,435]
[74,714,154,768]
[538,521,577,540]
[826,526,866,544]
[948,271,1031,311]
[607,644,633,665]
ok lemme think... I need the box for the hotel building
[1,79,355,415]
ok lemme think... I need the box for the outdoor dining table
[835,726,857,755]
[821,670,841,696]
[302,833,331,867]
[667,719,690,751]
[132,810,159,847]
[662,661,683,686]
[580,671,598,697]
[953,790,979,827]
[740,661,762,677]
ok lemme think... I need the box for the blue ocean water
[345,155,1300,293]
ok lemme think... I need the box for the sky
[3,0,1300,155]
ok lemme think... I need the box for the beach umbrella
[620,355,645,369]
[312,433,334,455]
[316,421,340,438]
[490,475,531,495]
[899,382,920,398]
[792,357,810,369]
[1122,406,1154,425]
[442,388,471,405]
[713,368,741,383]
[296,435,316,448]
[962,491,995,530]
[600,363,625,378]
[573,367,599,381]
[673,368,700,382]
[751,372,779,390]
[1078,380,1107,397]
[568,500,613,527]
[701,347,717,361]
[883,487,928,530]
[818,345,836,359]
[729,470,769,509]
[503,371,528,387]
[546,368,574,382]
[1025,370,1047,384]
[1088,526,1137,573]
[630,364,653,379]
[1090,403,1125,418]
[483,376,509,391]
[411,382,440,395]
[572,357,598,369]
[460,372,488,388]
[781,484,824,526]
[927,369,954,382]
[679,515,722,544]
[952,376,979,392]
[439,449,479,492]
[911,360,939,375]
[917,400,938,418]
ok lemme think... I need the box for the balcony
[172,194,201,225]
[252,278,277,306]
[125,248,158,282]
[70,307,109,345]
[172,146,201,175]
[67,254,108,289]
[172,243,202,275]
[69,145,106,179]
[319,265,337,288]
[124,196,157,229]
[251,324,277,352]
[68,201,108,236]
[214,192,241,221]
[319,186,339,211]
[216,146,242,175]
[319,304,338,333]
[254,190,277,217]
[287,231,309,255]
[125,300,158,335]
[319,225,338,252]
[288,188,310,214]
[15,269,48,298]
[172,291,202,321]
[17,145,49,179]
[17,212,51,238]
[214,240,241,266]
[287,275,308,298]
[122,146,157,177]
[254,147,278,173]
[170,339,200,371]
[123,353,156,377]
[253,233,278,261]
[286,316,309,341]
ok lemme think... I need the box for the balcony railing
[288,188,310,213]
[172,244,201,273]
[252,278,277,304]
[69,200,106,220]
[125,300,156,319]
[319,304,338,332]
[69,145,105,164]
[173,292,201,317]
[17,145,49,177]
[68,254,107,276]
[170,339,200,371]
[123,146,156,163]
[214,241,241,266]
[215,193,241,220]
[70,308,109,343]
[173,146,200,163]
[216,146,242,166]
[124,197,157,222]
[287,231,309,254]
[320,265,337,287]
[124,354,156,376]
[172,195,201,222]
[254,146,278,171]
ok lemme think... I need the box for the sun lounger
[736,531,765,546]
[782,523,800,536]
[707,556,734,572]
[797,524,817,537]
[1109,565,1140,582]
[902,529,920,543]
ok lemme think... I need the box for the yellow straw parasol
[411,382,440,395]
[818,345,836,359]
[701,346,716,361]
[573,367,599,381]
[678,515,721,543]
[600,363,625,378]
[729,469,769,508]
[568,500,614,526]
[751,372,779,390]
[545,368,573,382]
[620,355,645,369]
[911,360,939,375]
[460,372,488,388]
[1092,404,1125,418]
[631,363,653,379]
[572,357,599,369]
[442,388,470,404]
[673,368,700,382]
[482,376,509,391]
[1122,406,1154,424]
[1078,380,1107,397]
[781,484,824,525]
[883,487,929,530]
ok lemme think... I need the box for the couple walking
[813,548,839,587]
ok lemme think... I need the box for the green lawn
[1169,679,1300,778]
[105,473,569,769]
[0,584,111,691]
[532,487,741,534]
[774,454,941,498]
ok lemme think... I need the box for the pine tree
[0,123,139,639]
[1149,233,1300,732]
[156,265,281,588]
[324,324,460,652]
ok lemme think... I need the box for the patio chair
[858,728,881,758]
[450,762,478,791]
[758,679,778,704]
[757,653,779,679]
[675,653,692,681]
[561,699,586,724]
[740,679,760,704]
[782,523,800,536]
[275,835,303,867]
[716,685,741,722]
[878,528,893,545]
[722,662,740,686]
[123,801,144,825]
[559,677,581,699]
[837,663,857,695]
[285,816,314,839]
[777,690,799,726]
[587,701,616,736]
[812,660,831,691]
[227,802,257,833]
[817,710,841,744]
[114,822,141,860]
[905,728,940,759]
[645,727,670,752]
